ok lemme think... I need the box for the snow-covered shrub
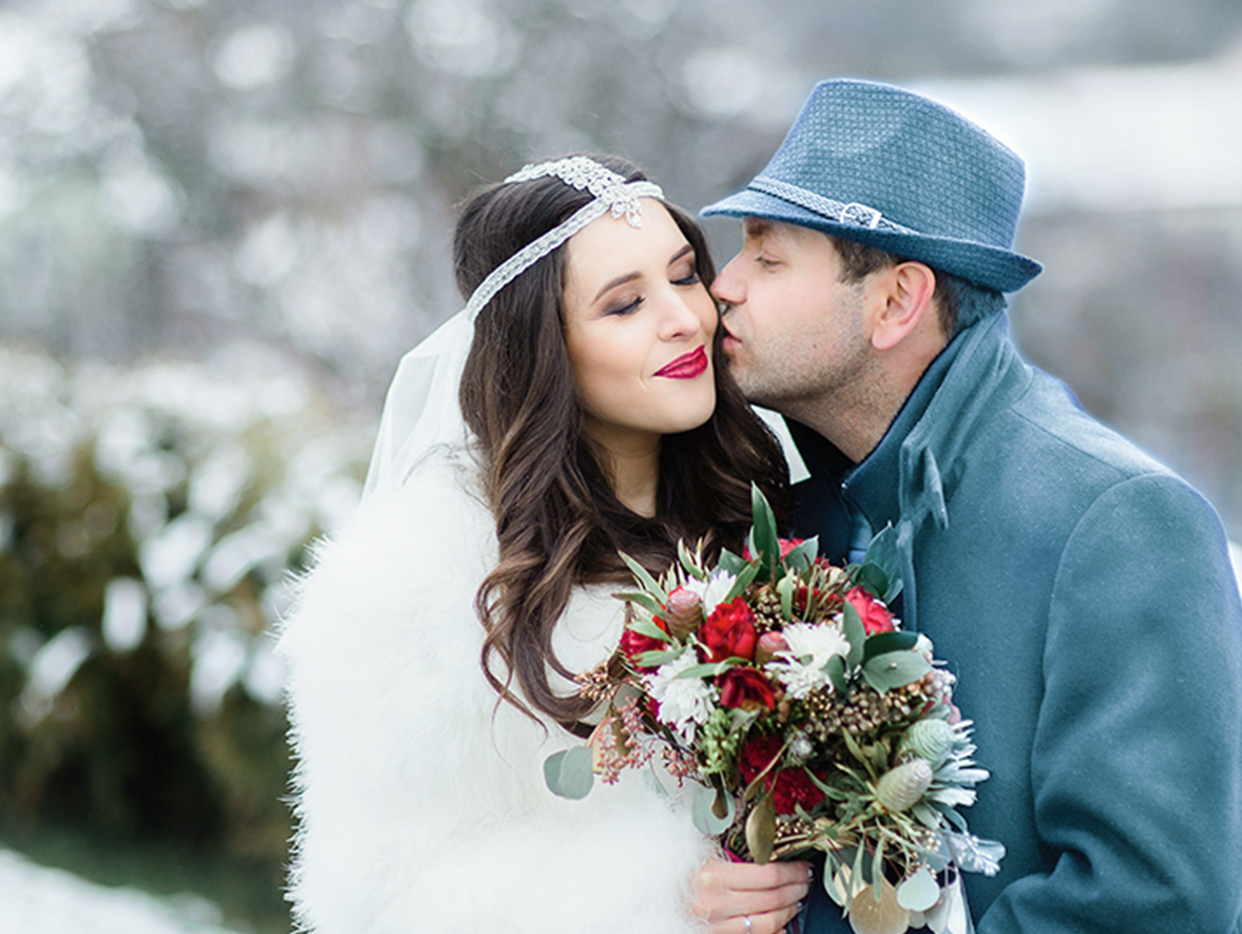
[0,343,369,862]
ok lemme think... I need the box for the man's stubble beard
[730,299,874,427]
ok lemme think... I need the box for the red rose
[846,586,895,635]
[742,538,804,561]
[699,597,758,663]
[717,667,777,712]
[620,625,666,672]
[771,768,826,815]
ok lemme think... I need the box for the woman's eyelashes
[605,295,644,317]
[671,252,700,286]
[602,259,699,316]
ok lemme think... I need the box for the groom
[699,79,1242,934]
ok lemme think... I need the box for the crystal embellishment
[506,156,654,228]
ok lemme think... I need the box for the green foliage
[858,523,903,604]
[543,746,594,799]
[691,782,735,836]
[0,346,369,915]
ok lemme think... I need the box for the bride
[278,155,811,934]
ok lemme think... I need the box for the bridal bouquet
[545,487,1002,934]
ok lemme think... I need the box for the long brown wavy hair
[455,155,791,734]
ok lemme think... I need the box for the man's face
[711,218,873,416]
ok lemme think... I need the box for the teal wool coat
[795,312,1242,934]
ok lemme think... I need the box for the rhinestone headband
[463,156,665,321]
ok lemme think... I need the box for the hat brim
[702,188,1042,294]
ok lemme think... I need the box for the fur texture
[278,447,714,933]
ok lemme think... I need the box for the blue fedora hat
[702,78,1042,293]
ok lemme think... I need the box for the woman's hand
[690,858,811,934]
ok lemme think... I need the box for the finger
[731,904,804,934]
[690,859,812,925]
[713,860,813,892]
[741,878,810,917]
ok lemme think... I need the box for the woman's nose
[658,292,704,340]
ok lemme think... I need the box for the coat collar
[793,311,1031,630]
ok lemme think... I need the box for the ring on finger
[744,916,753,934]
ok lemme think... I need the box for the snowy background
[2,0,1241,931]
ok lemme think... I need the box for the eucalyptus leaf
[692,783,736,836]
[750,484,781,576]
[862,630,919,663]
[628,613,674,643]
[718,549,748,576]
[674,658,741,680]
[897,867,941,912]
[637,647,687,668]
[543,745,594,799]
[862,651,932,691]
[783,536,819,573]
[745,793,777,864]
[614,591,665,618]
[620,551,668,603]
[825,654,849,694]
[777,572,796,621]
[862,523,904,604]
[842,600,866,668]
[723,561,761,602]
[853,562,890,602]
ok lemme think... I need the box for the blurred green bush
[0,344,369,899]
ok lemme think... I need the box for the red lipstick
[654,345,708,379]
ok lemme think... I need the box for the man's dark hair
[829,235,1007,338]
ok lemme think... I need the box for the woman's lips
[654,345,708,379]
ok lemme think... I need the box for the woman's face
[562,200,718,456]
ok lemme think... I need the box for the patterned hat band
[463,157,664,321]
[748,176,915,235]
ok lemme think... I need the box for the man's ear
[869,261,937,352]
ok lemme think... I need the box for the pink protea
[754,631,789,668]
[665,587,703,640]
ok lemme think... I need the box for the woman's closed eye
[671,266,701,287]
[605,295,645,316]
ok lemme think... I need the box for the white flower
[645,651,717,745]
[944,831,1006,877]
[681,568,736,617]
[915,633,936,660]
[790,732,814,761]
[765,622,850,699]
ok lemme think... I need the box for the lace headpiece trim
[463,157,665,321]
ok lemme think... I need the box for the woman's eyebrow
[591,244,694,304]
[593,270,642,304]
